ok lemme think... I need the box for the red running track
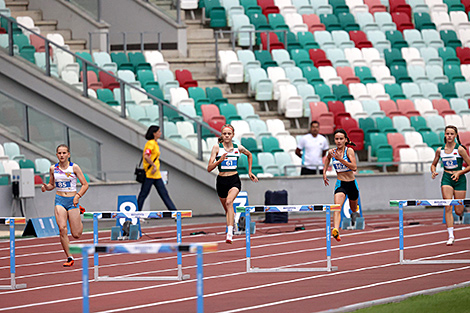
[0,210,469,313]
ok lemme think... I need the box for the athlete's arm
[240,145,258,182]
[430,148,441,179]
[74,164,89,200]
[207,145,225,172]
[41,166,56,192]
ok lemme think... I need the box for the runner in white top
[296,121,329,175]
[41,144,88,267]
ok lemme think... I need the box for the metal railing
[0,13,219,162]
[88,31,163,55]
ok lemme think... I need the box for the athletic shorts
[55,194,79,211]
[334,180,359,201]
[441,172,467,191]
[216,174,241,198]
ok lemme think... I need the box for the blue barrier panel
[22,216,69,238]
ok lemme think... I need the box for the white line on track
[0,230,469,311]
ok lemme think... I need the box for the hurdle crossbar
[0,218,27,290]
[84,211,192,281]
[236,205,340,273]
[71,243,217,313]
[391,199,470,265]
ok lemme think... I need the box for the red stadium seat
[302,14,326,33]
[432,99,457,116]
[391,12,414,33]
[348,128,365,150]
[390,0,412,20]
[328,100,352,126]
[364,0,387,14]
[80,71,103,91]
[379,100,402,117]
[260,32,285,51]
[309,101,334,134]
[387,132,410,161]
[336,66,361,85]
[258,0,280,15]
[396,99,420,117]
[99,71,120,90]
[175,69,198,90]
[349,30,373,49]
[308,48,333,67]
[456,47,470,65]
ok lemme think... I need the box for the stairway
[159,9,310,135]
[6,0,87,51]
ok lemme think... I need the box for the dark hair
[444,125,461,145]
[56,144,70,153]
[145,125,160,140]
[334,129,356,147]
[218,124,235,143]
[310,120,319,127]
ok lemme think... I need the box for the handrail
[0,12,220,161]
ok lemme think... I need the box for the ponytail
[334,129,356,147]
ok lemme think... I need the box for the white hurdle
[71,242,217,313]
[391,199,470,264]
[83,211,192,281]
[236,204,340,272]
[0,217,27,290]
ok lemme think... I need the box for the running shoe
[225,233,233,244]
[63,259,75,267]
[446,237,455,246]
[351,212,360,226]
[332,228,341,242]
[79,205,86,214]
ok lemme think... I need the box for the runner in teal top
[431,125,470,246]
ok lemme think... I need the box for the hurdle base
[401,259,470,265]
[248,266,338,273]
[95,274,190,281]
[0,283,27,290]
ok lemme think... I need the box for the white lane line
[217,266,470,313]
[1,235,469,311]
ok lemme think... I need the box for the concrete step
[184,19,205,29]
[187,28,214,40]
[35,20,58,31]
[9,10,42,21]
[67,39,87,51]
[160,49,182,59]
[41,29,72,40]
[5,0,28,11]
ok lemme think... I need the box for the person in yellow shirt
[137,125,177,211]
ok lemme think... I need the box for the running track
[0,210,469,313]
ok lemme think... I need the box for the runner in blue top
[207,124,258,244]
[323,129,360,242]
[41,144,89,267]
[431,125,470,246]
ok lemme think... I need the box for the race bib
[442,157,458,169]
[55,181,71,189]
[220,158,237,170]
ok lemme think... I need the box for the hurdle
[236,205,340,272]
[0,217,27,290]
[391,199,470,264]
[71,242,217,313]
[83,211,192,281]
